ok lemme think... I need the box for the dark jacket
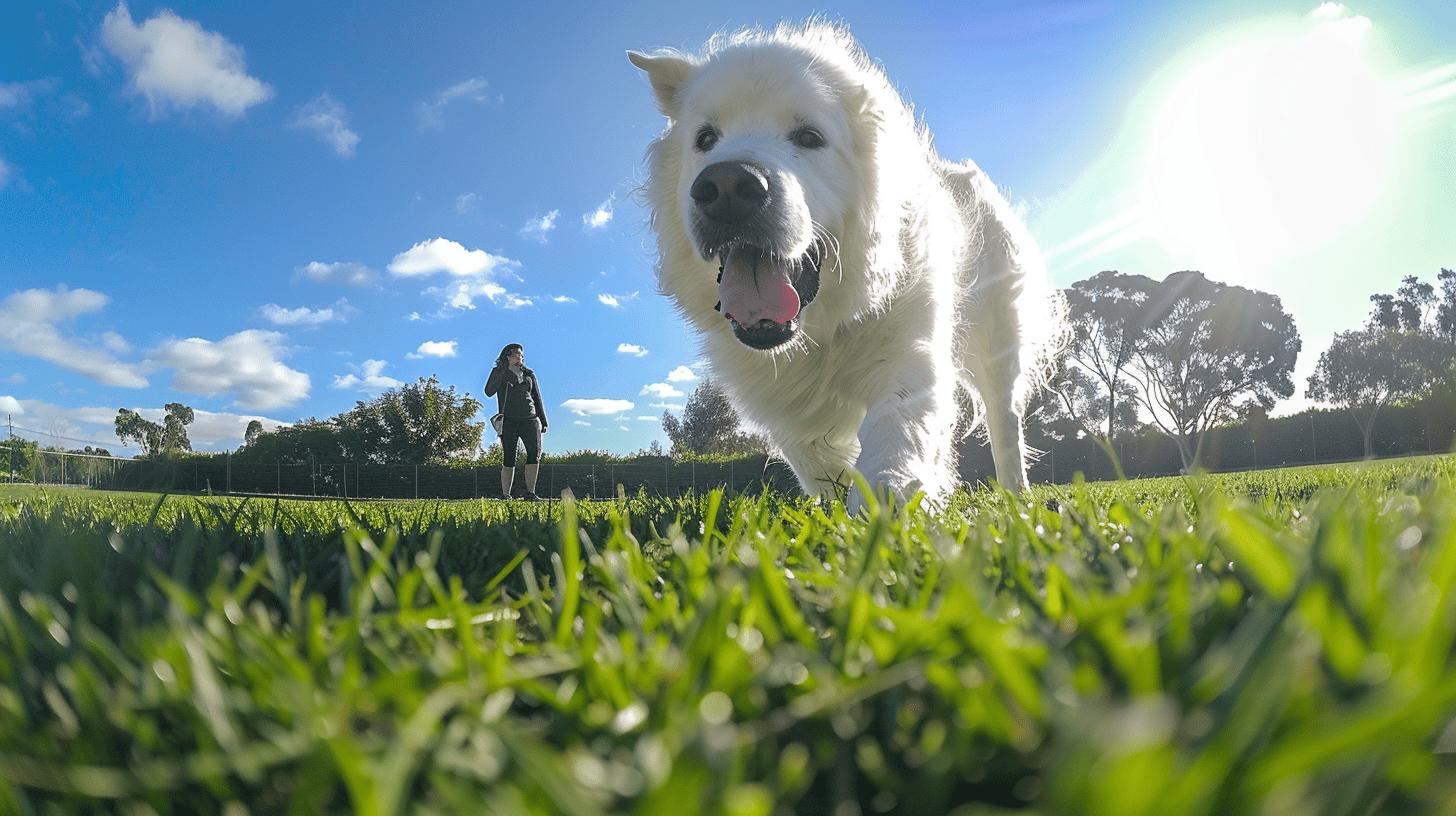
[485,365,548,429]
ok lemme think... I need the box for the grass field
[2,456,1455,814]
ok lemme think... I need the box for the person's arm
[484,365,505,397]
[532,375,548,430]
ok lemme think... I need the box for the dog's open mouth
[711,244,821,350]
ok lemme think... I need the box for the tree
[337,376,484,464]
[661,377,766,457]
[115,404,193,457]
[161,403,194,453]
[114,409,162,456]
[1061,271,1152,444]
[1436,268,1456,345]
[1125,271,1300,471]
[1307,327,1443,458]
[244,419,264,448]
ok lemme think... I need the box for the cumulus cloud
[99,2,272,118]
[406,340,458,359]
[520,210,559,244]
[666,365,697,382]
[562,398,634,416]
[150,329,309,409]
[617,343,648,357]
[332,358,402,392]
[501,294,535,309]
[293,260,378,287]
[552,295,576,304]
[389,237,516,278]
[583,195,614,230]
[640,382,684,399]
[389,237,527,310]
[260,300,352,326]
[101,331,132,354]
[418,76,491,129]
[0,395,22,415]
[292,93,358,157]
[0,285,147,387]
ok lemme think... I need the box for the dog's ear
[628,50,695,120]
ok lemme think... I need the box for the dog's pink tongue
[720,248,799,325]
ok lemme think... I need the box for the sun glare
[1138,5,1402,276]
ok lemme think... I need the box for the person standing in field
[485,343,549,500]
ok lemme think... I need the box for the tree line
[86,266,1454,480]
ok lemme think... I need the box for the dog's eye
[791,127,826,149]
[694,126,719,152]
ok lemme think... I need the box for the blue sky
[2,1,1453,456]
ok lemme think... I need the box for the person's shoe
[523,492,542,502]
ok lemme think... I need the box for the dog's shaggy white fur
[631,22,1064,505]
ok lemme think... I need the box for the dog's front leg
[777,432,862,509]
[854,387,957,511]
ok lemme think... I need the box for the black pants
[500,417,541,467]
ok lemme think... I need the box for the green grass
[2,456,1455,814]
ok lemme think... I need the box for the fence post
[610,465,615,498]
[276,461,281,494]
[342,463,348,499]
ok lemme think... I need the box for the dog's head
[631,24,917,353]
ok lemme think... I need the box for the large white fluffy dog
[630,23,1063,505]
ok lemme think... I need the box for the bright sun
[1139,5,1402,275]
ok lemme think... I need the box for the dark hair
[495,343,523,368]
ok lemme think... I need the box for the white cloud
[562,398,634,416]
[598,291,639,309]
[0,285,147,387]
[617,343,648,357]
[100,2,273,118]
[390,237,527,310]
[0,78,60,109]
[619,425,631,432]
[406,311,422,321]
[261,300,351,326]
[0,396,22,415]
[0,156,9,189]
[332,358,402,392]
[641,382,684,399]
[293,260,378,287]
[101,331,132,354]
[455,192,479,214]
[520,210,560,244]
[501,294,535,310]
[666,365,697,382]
[583,195,615,230]
[552,295,576,304]
[389,237,516,278]
[573,420,592,427]
[635,416,657,422]
[151,329,309,409]
[292,93,358,158]
[406,340,458,359]
[648,402,684,411]
[418,76,491,129]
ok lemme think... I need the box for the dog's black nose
[690,161,770,223]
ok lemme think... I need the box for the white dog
[630,22,1063,505]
